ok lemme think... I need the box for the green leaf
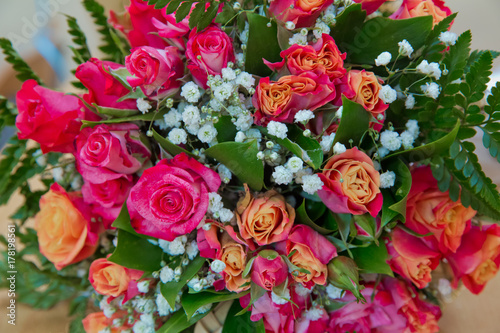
[175,1,192,23]
[82,0,129,63]
[65,15,91,65]
[264,125,323,169]
[95,105,140,117]
[188,2,207,29]
[81,109,167,128]
[197,1,219,32]
[161,255,205,309]
[345,16,433,64]
[157,310,210,333]
[333,97,370,148]
[296,199,334,235]
[383,119,460,162]
[182,290,248,319]
[222,300,265,333]
[153,129,197,158]
[350,243,393,276]
[215,4,237,26]
[205,140,264,191]
[330,4,366,54]
[108,229,163,272]
[0,38,42,84]
[246,13,282,77]
[380,159,412,228]
[441,30,472,83]
[214,116,237,142]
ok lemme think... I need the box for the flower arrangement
[1,0,500,332]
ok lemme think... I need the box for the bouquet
[1,0,500,332]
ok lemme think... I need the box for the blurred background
[0,0,500,332]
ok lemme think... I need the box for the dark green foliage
[82,0,129,63]
[0,38,42,84]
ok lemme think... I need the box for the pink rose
[253,73,336,126]
[269,0,334,28]
[75,58,137,110]
[279,225,337,288]
[387,227,441,288]
[151,6,192,50]
[318,147,383,217]
[125,46,184,98]
[128,153,221,241]
[251,251,288,291]
[406,166,476,253]
[447,224,500,294]
[110,0,170,49]
[15,79,82,153]
[265,34,346,83]
[75,124,151,183]
[185,25,235,88]
[353,0,394,14]
[390,0,452,27]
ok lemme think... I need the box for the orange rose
[406,167,476,253]
[89,257,143,297]
[82,310,131,333]
[345,70,388,117]
[391,0,452,27]
[236,185,295,246]
[318,148,383,217]
[220,233,250,292]
[269,0,333,28]
[35,183,98,270]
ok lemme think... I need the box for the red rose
[251,251,288,291]
[387,227,441,288]
[128,153,221,241]
[447,224,500,294]
[75,124,151,183]
[15,79,81,153]
[185,25,235,88]
[75,58,137,110]
[125,46,184,98]
[253,73,336,125]
[269,0,334,28]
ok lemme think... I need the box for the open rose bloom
[5,0,500,332]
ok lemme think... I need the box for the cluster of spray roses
[10,0,500,332]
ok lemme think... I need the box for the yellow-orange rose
[35,183,98,270]
[318,147,383,217]
[345,70,388,117]
[82,310,132,333]
[236,185,295,246]
[391,0,452,27]
[220,233,250,292]
[89,257,142,297]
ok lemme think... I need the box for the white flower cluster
[272,288,291,305]
[208,192,234,223]
[421,82,441,99]
[379,119,420,153]
[439,31,458,46]
[398,39,414,58]
[375,51,392,67]
[187,272,220,292]
[380,170,396,189]
[417,60,442,80]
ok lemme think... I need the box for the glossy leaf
[380,159,412,229]
[333,97,370,148]
[222,300,265,333]
[161,256,206,309]
[246,13,282,77]
[350,243,393,276]
[205,140,264,190]
[95,105,139,117]
[153,129,197,158]
[108,229,163,272]
[81,109,167,128]
[214,116,237,142]
[182,290,248,319]
[296,199,334,235]
[157,310,209,333]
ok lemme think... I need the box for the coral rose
[75,123,151,184]
[75,58,137,110]
[15,79,82,153]
[344,70,388,118]
[265,34,346,82]
[406,166,476,253]
[447,224,500,294]
[353,0,394,15]
[236,186,295,246]
[253,72,336,125]
[387,227,441,288]
[390,0,452,26]
[269,0,334,28]
[251,250,288,291]
[82,310,132,333]
[125,46,184,98]
[318,147,383,216]
[89,257,143,298]
[128,153,220,240]
[280,225,337,288]
[35,183,99,270]
[186,25,235,88]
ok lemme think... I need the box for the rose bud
[327,256,364,301]
[251,250,288,291]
